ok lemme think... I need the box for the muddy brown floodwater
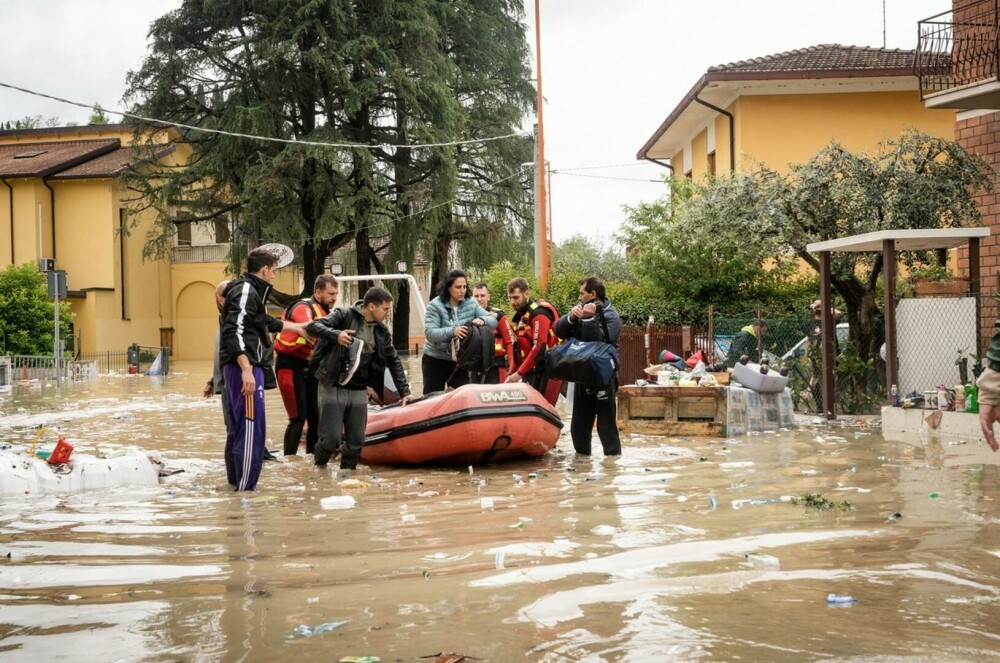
[1,359,999,662]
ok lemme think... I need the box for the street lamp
[396,260,408,274]
[329,262,344,276]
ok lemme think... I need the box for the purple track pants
[223,364,266,491]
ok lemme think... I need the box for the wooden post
[969,236,982,358]
[756,305,763,362]
[708,304,715,364]
[882,239,897,402]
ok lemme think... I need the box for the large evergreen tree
[122,0,534,296]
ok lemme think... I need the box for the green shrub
[0,263,74,355]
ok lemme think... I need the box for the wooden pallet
[617,384,727,436]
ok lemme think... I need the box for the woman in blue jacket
[423,269,497,394]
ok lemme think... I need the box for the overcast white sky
[0,0,948,246]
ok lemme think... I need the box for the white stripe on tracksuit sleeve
[235,283,251,354]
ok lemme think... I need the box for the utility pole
[47,269,66,384]
[534,0,548,291]
[546,161,554,275]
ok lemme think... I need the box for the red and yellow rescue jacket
[488,306,517,372]
[511,298,559,376]
[274,298,328,360]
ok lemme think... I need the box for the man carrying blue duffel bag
[552,276,622,456]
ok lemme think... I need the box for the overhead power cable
[378,165,532,226]
[554,162,653,171]
[551,171,661,183]
[0,81,523,150]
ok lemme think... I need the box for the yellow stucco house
[637,44,956,178]
[0,124,298,361]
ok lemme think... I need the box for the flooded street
[2,360,999,662]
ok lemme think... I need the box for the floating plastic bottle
[954,385,965,412]
[938,385,949,411]
[826,593,858,604]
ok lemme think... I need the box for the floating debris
[826,594,858,605]
[291,620,348,638]
[790,493,854,512]
[319,495,356,510]
[744,552,779,567]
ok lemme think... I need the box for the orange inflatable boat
[361,383,563,466]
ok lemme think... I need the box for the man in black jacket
[219,248,307,491]
[553,276,622,456]
[307,286,412,470]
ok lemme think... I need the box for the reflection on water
[1,360,999,661]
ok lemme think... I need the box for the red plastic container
[47,437,74,464]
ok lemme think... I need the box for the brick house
[915,0,1000,353]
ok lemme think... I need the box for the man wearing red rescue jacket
[505,277,562,405]
[275,275,339,456]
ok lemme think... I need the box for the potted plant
[910,263,969,297]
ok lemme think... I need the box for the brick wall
[956,111,1000,355]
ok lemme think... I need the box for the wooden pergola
[805,227,990,419]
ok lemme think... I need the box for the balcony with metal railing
[915,0,1000,108]
[170,243,230,263]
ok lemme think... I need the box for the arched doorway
[174,281,217,360]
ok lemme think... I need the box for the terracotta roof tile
[708,44,916,74]
[0,124,127,139]
[50,144,176,179]
[0,139,119,178]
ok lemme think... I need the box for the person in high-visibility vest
[274,275,339,456]
[471,281,516,384]
[505,277,562,406]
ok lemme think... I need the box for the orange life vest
[513,299,559,358]
[488,307,507,358]
[275,299,327,360]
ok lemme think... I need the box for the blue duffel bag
[545,339,619,386]
[545,307,619,386]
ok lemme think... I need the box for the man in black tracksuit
[307,287,412,470]
[219,248,306,491]
[553,276,622,456]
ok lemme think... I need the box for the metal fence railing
[5,342,170,382]
[75,350,130,374]
[697,292,988,415]
[10,355,63,381]
[895,294,982,404]
[170,243,229,263]
[8,355,98,382]
[916,0,1000,100]
[618,325,710,385]
[709,313,851,414]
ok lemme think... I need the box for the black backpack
[454,325,494,375]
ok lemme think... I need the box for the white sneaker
[339,338,365,385]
